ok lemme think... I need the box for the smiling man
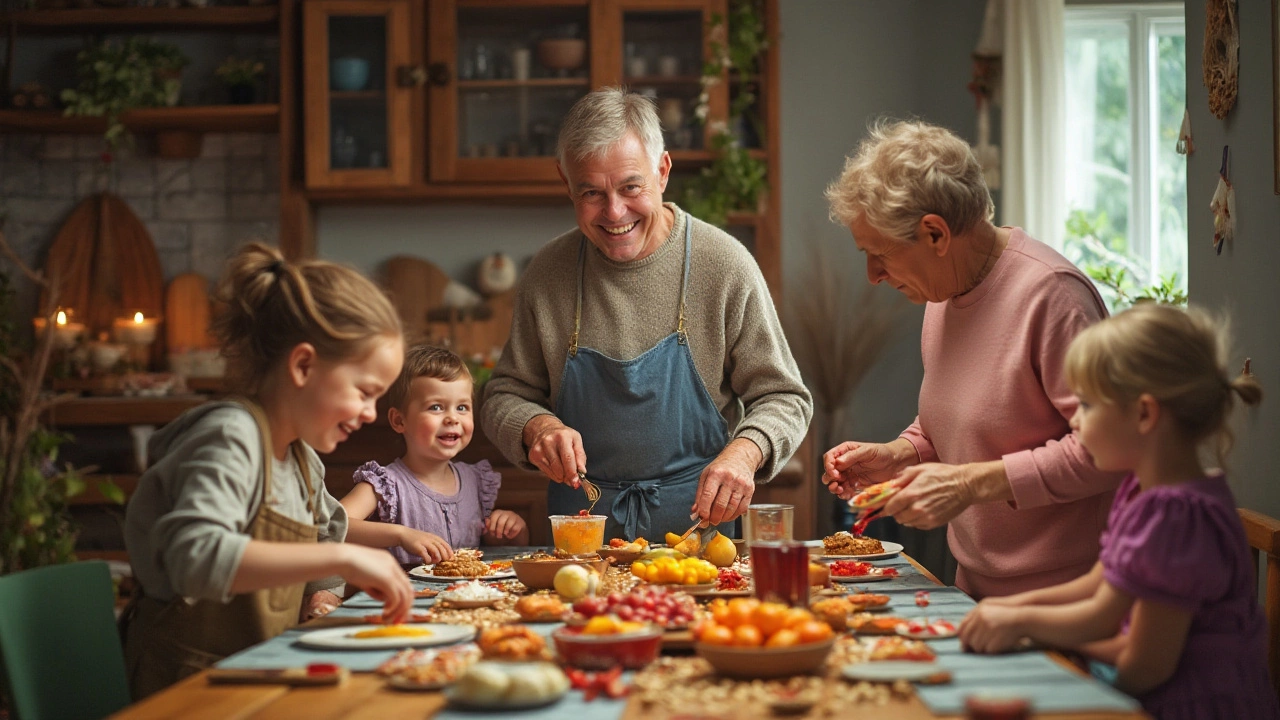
[481,87,811,542]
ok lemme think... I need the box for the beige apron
[122,399,321,700]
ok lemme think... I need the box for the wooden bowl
[552,626,663,670]
[537,39,585,71]
[694,638,835,679]
[511,557,609,590]
[597,547,645,565]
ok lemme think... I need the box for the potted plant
[215,56,266,105]
[678,0,770,227]
[60,37,189,149]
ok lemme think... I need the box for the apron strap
[230,397,317,523]
[570,207,692,355]
[610,479,662,541]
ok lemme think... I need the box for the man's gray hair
[556,86,665,173]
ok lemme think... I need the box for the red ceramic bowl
[551,626,663,670]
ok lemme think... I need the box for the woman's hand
[485,510,528,541]
[880,460,1009,530]
[879,463,976,530]
[694,439,760,526]
[339,544,414,624]
[524,415,587,486]
[822,439,915,500]
[301,590,341,621]
[397,527,453,564]
[959,600,1026,654]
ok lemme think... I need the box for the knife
[676,513,720,550]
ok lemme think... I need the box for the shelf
[668,148,766,164]
[622,75,702,86]
[0,104,280,135]
[457,78,590,90]
[42,395,211,427]
[0,6,279,33]
[329,91,385,101]
[307,182,571,203]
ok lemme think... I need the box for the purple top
[353,459,502,564]
[1099,472,1279,720]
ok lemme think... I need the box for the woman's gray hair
[825,119,994,242]
[556,86,665,173]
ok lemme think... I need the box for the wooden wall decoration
[39,193,165,364]
[1204,0,1240,119]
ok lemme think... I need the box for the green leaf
[97,478,126,506]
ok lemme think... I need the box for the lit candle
[32,308,85,349]
[113,311,159,346]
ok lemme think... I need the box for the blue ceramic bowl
[330,57,370,91]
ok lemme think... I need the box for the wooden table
[108,555,1149,720]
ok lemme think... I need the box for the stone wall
[0,132,280,330]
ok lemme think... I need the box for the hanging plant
[678,0,770,228]
[60,37,189,150]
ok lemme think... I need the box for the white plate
[841,661,947,683]
[831,572,895,583]
[818,541,904,561]
[409,565,516,581]
[296,623,476,650]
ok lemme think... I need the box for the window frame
[1064,2,1185,282]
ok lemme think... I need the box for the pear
[704,532,738,567]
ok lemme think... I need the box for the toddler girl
[341,345,528,566]
[122,243,414,699]
[959,303,1277,719]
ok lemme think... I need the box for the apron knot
[611,480,662,540]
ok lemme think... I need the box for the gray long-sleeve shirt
[481,204,812,481]
[124,403,347,603]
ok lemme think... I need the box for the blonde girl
[960,303,1277,720]
[121,243,413,699]
[342,345,527,565]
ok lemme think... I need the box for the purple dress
[353,459,502,565]
[1099,472,1279,720]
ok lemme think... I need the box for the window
[1063,4,1187,307]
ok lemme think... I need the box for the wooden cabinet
[302,0,731,189]
[302,0,416,187]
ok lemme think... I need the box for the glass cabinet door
[616,1,726,159]
[428,0,596,182]
[304,0,413,188]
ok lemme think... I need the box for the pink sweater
[899,229,1123,598]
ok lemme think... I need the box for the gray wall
[1185,1,1280,517]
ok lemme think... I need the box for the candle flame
[134,312,144,324]
[56,311,67,326]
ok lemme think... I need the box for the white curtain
[1001,0,1066,250]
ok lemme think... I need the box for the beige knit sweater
[480,204,812,482]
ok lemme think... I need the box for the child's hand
[959,600,1026,654]
[485,510,527,540]
[398,527,454,564]
[339,544,414,624]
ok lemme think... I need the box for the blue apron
[548,216,733,541]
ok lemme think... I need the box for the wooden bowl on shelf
[537,39,585,72]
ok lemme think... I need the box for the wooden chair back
[1239,507,1280,695]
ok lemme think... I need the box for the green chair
[0,561,131,720]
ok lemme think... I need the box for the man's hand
[693,439,762,526]
[822,439,916,500]
[523,415,587,486]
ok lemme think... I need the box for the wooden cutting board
[40,193,165,363]
[382,255,451,344]
[165,273,214,351]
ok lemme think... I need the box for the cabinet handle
[397,65,429,88]
[427,62,452,87]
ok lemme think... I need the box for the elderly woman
[481,87,811,541]
[821,120,1121,599]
